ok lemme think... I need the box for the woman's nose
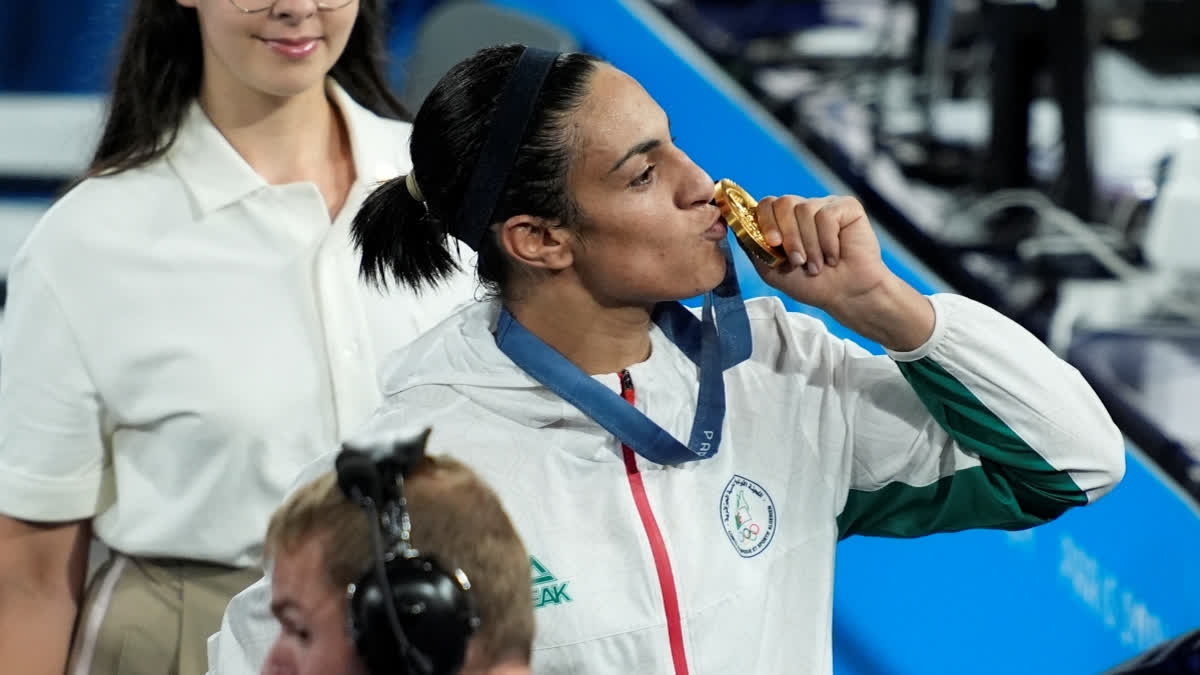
[680,152,715,208]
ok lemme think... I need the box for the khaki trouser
[67,554,262,675]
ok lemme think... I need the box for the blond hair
[265,455,533,666]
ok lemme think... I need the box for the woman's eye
[631,165,655,187]
[283,621,311,644]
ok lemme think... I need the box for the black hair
[88,0,408,177]
[352,44,601,297]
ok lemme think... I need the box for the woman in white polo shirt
[211,45,1125,674]
[0,1,473,674]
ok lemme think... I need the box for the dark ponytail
[352,45,600,298]
[353,176,459,293]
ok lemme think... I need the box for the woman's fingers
[812,200,844,267]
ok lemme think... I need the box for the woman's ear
[497,215,574,271]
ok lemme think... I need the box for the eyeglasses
[225,0,355,13]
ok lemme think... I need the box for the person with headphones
[257,429,533,675]
[0,2,474,674]
[211,44,1125,673]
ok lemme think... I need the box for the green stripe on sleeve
[837,358,1087,540]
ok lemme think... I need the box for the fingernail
[767,232,782,246]
[789,251,806,267]
[825,255,837,267]
[805,261,820,275]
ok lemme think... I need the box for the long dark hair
[88,0,408,177]
[353,45,600,298]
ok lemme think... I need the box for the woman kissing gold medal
[713,178,786,267]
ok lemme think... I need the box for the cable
[948,188,1200,322]
[362,497,434,675]
[977,190,1141,277]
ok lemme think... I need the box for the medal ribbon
[495,238,751,465]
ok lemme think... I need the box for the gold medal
[713,178,786,267]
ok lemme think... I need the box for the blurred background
[2,0,1199,672]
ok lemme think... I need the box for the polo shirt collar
[167,80,406,215]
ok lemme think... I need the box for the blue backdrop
[0,2,126,92]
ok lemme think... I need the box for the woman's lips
[261,37,321,59]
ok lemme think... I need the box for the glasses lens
[229,0,274,10]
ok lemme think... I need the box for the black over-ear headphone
[335,428,481,675]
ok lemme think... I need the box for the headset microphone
[335,428,480,675]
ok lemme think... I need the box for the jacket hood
[377,301,573,429]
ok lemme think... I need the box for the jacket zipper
[619,369,690,675]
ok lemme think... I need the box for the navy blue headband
[452,47,560,251]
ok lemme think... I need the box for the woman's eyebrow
[608,138,663,174]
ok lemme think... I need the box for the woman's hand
[752,195,935,351]
[753,195,886,310]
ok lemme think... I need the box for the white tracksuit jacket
[208,293,1125,674]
